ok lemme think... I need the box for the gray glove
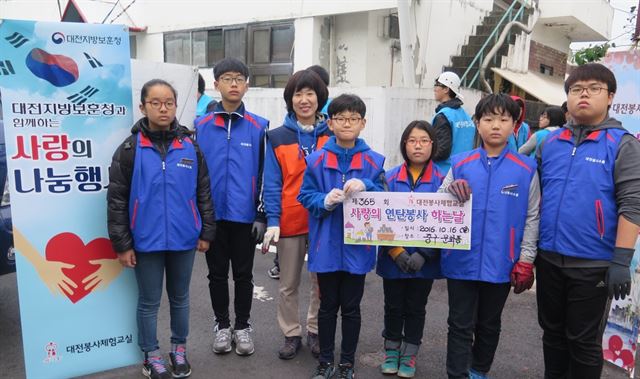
[251,221,266,244]
[607,247,634,300]
[395,251,413,273]
[408,253,426,272]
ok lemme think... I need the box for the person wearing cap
[431,72,476,173]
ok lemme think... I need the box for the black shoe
[311,362,335,379]
[307,332,320,358]
[268,264,280,279]
[143,355,172,379]
[169,346,191,378]
[337,363,355,379]
[278,336,302,360]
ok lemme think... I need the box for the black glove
[394,251,413,273]
[251,221,266,244]
[607,247,634,300]
[448,179,471,203]
[408,253,425,272]
[415,247,440,263]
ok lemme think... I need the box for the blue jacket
[298,137,386,274]
[196,93,214,118]
[195,102,268,223]
[507,121,530,152]
[432,106,475,173]
[441,148,536,283]
[376,161,444,279]
[129,132,201,252]
[539,127,627,260]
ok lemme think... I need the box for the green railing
[460,0,527,88]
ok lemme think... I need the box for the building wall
[528,40,567,78]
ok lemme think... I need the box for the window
[540,64,554,76]
[163,21,294,87]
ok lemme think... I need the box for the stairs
[443,1,531,92]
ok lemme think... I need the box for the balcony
[536,0,613,42]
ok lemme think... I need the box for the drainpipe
[397,0,416,87]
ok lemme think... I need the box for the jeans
[446,279,510,379]
[134,249,195,353]
[382,278,433,345]
[317,271,366,365]
[205,221,256,330]
[536,257,609,379]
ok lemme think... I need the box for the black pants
[446,279,511,379]
[205,220,255,330]
[317,271,366,365]
[536,257,609,379]
[382,278,433,345]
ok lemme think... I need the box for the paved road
[0,249,634,378]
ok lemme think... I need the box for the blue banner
[0,19,139,378]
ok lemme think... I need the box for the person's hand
[607,247,634,300]
[394,251,413,273]
[324,188,345,210]
[510,261,535,294]
[82,258,124,291]
[34,260,77,296]
[343,178,366,197]
[408,253,426,272]
[117,249,136,268]
[448,179,471,203]
[251,221,266,244]
[262,226,280,254]
[197,239,210,253]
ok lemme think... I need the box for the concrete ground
[0,249,634,378]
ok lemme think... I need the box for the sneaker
[397,355,416,378]
[143,355,172,379]
[307,331,320,358]
[278,336,302,360]
[169,346,191,378]
[337,363,355,379]
[380,349,400,374]
[213,325,233,354]
[268,264,280,279]
[233,327,255,356]
[311,362,335,379]
[469,369,488,379]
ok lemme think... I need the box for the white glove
[343,178,366,197]
[324,188,345,210]
[261,226,280,254]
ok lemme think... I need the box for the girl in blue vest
[518,106,565,157]
[108,79,216,379]
[440,94,540,379]
[377,120,444,378]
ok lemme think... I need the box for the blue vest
[304,149,386,275]
[129,133,201,252]
[433,107,475,173]
[529,129,552,158]
[539,127,626,260]
[441,148,536,283]
[195,107,268,223]
[376,161,444,280]
[507,121,530,152]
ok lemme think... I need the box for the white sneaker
[213,325,233,354]
[233,327,255,356]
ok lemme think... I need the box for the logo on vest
[455,120,475,129]
[585,157,605,165]
[177,158,194,169]
[240,142,252,148]
[500,184,519,197]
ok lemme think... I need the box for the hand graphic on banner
[82,258,124,291]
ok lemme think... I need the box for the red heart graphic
[45,232,117,303]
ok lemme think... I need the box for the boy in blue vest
[298,94,386,379]
[440,94,540,379]
[536,63,640,378]
[432,71,476,173]
[194,58,269,357]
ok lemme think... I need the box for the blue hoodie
[298,136,385,274]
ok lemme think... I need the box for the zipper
[190,199,200,229]
[130,198,139,229]
[552,144,578,249]
[595,199,604,240]
[479,158,492,279]
[225,115,232,218]
[509,227,515,262]
[160,138,169,249]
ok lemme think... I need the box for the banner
[343,192,472,250]
[602,50,640,377]
[0,19,139,378]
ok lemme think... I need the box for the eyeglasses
[568,85,609,96]
[406,138,433,146]
[218,75,247,85]
[145,100,176,109]
[331,116,362,125]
